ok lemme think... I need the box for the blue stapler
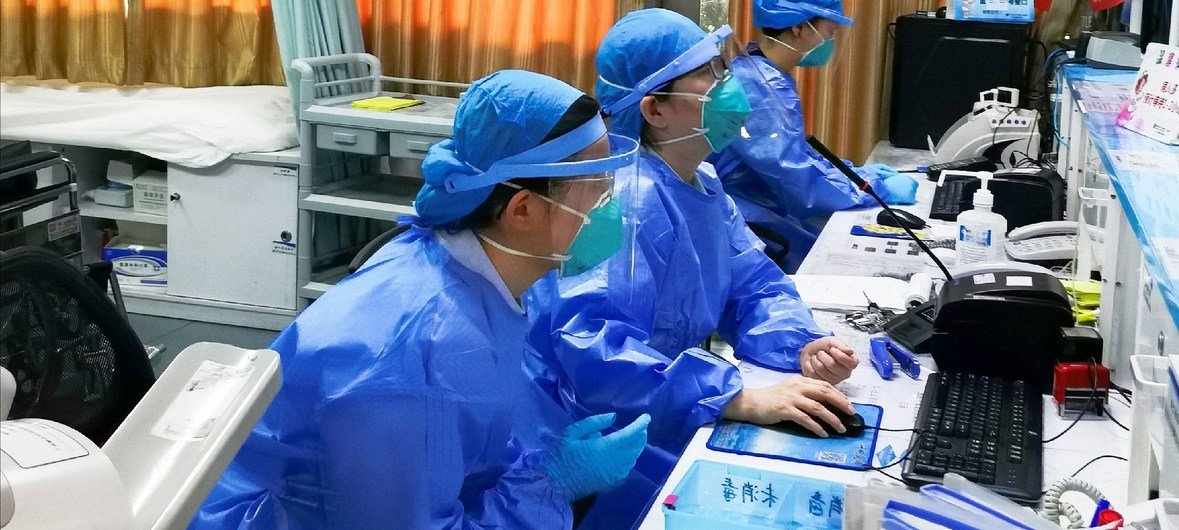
[886,340,922,379]
[869,337,894,380]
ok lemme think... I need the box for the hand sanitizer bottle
[955,172,1007,265]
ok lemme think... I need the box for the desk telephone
[1005,221,1078,262]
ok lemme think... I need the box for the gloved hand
[879,174,918,205]
[862,163,901,179]
[540,412,651,500]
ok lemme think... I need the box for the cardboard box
[133,171,168,215]
[103,236,167,288]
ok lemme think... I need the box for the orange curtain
[363,0,618,97]
[0,0,130,84]
[730,0,942,163]
[140,0,284,87]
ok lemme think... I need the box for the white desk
[636,142,1132,529]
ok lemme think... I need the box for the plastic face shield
[443,118,639,194]
[599,25,743,117]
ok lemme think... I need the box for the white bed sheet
[0,83,298,168]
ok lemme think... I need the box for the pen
[869,337,894,380]
[886,341,922,379]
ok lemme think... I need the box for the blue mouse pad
[706,403,883,471]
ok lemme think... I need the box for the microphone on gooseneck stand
[805,135,954,282]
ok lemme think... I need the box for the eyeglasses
[501,173,614,223]
[701,55,731,81]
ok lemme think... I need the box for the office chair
[746,222,791,272]
[348,223,411,274]
[0,246,156,446]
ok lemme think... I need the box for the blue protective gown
[525,150,830,527]
[191,225,572,530]
[709,50,883,272]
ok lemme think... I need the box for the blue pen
[869,337,894,380]
[886,341,922,379]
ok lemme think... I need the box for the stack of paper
[789,274,933,312]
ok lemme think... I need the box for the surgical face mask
[652,73,752,152]
[476,180,621,276]
[766,22,836,68]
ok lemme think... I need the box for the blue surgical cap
[752,0,854,29]
[595,9,717,141]
[417,70,624,226]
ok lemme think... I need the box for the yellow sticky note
[351,96,425,112]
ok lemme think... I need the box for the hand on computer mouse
[801,337,858,384]
[722,376,854,437]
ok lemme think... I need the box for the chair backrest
[0,246,155,445]
[348,224,412,274]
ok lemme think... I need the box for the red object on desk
[1052,362,1110,406]
[1096,508,1123,527]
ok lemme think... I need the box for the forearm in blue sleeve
[318,393,572,530]
[717,205,831,371]
[549,296,743,446]
[731,128,878,214]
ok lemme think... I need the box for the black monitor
[890,15,1030,149]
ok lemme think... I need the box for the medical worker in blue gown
[190,70,651,529]
[525,9,859,528]
[708,0,919,272]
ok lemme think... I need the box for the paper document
[789,274,933,312]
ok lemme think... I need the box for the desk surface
[1061,65,1179,331]
[637,142,1132,529]
[798,142,947,278]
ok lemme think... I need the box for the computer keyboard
[929,177,973,221]
[902,372,1043,504]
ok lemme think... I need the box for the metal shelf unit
[291,53,459,309]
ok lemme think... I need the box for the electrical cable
[866,426,923,433]
[1109,381,1132,403]
[863,431,927,472]
[1106,409,1130,432]
[1069,454,1128,478]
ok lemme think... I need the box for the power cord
[1069,454,1128,479]
[1106,409,1129,432]
[862,430,929,486]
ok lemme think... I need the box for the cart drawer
[316,125,388,155]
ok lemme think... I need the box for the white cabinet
[167,159,298,310]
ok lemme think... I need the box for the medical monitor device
[929,87,1041,168]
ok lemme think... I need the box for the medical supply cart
[290,53,459,308]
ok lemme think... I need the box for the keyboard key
[914,464,946,477]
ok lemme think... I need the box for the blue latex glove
[540,412,651,500]
[879,174,918,205]
[863,163,901,179]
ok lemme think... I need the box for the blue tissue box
[662,460,844,530]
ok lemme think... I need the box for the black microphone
[806,135,953,282]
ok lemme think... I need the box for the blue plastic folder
[707,404,884,470]
[881,474,1061,530]
[662,460,844,530]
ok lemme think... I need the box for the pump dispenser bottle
[954,171,1007,264]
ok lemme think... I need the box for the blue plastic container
[662,460,845,530]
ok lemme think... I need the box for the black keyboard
[902,372,1043,504]
[929,177,973,221]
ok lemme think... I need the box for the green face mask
[652,73,752,152]
[477,183,623,278]
[561,197,623,277]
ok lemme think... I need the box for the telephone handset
[1005,221,1079,262]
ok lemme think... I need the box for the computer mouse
[762,404,866,438]
[876,209,927,230]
